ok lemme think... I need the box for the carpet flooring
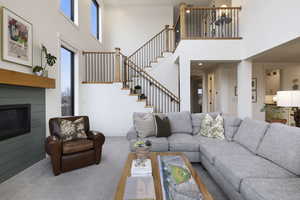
[0,137,228,200]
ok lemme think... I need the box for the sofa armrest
[45,136,62,155]
[45,136,62,176]
[126,127,138,140]
[87,131,105,164]
[87,131,105,145]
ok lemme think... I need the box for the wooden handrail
[124,54,180,103]
[187,6,242,10]
[83,51,115,54]
[129,27,167,58]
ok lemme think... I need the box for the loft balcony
[174,4,242,47]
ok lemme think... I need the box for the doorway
[191,76,203,113]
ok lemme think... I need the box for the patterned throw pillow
[199,114,225,140]
[59,118,87,142]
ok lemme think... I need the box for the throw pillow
[199,114,225,140]
[59,118,87,142]
[154,115,171,137]
[133,113,156,138]
[191,112,220,135]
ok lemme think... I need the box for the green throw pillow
[199,114,225,140]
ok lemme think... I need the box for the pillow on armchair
[59,117,87,142]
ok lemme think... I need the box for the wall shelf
[0,68,55,89]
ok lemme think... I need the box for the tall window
[60,0,74,21]
[91,0,100,39]
[61,47,74,116]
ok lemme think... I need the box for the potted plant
[32,45,57,77]
[33,65,44,76]
[134,85,142,94]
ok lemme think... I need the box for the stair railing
[128,25,175,70]
[122,53,180,113]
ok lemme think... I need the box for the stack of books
[131,159,152,177]
[123,176,155,200]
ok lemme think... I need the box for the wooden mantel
[0,68,55,89]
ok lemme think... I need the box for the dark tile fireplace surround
[0,85,46,183]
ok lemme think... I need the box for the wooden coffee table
[114,152,214,200]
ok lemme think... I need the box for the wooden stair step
[129,93,139,96]
[137,98,147,102]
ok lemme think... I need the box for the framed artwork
[252,90,257,103]
[252,78,257,90]
[2,7,33,67]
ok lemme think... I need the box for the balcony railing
[175,4,242,47]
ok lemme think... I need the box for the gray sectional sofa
[127,111,300,200]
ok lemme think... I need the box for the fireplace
[0,104,31,141]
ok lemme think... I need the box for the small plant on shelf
[134,85,142,94]
[33,45,57,77]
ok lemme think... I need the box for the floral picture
[2,8,33,67]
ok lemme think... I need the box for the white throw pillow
[199,114,225,140]
[133,113,156,138]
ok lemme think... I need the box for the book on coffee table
[123,176,155,200]
[131,159,152,177]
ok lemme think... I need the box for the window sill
[90,33,102,45]
[59,11,79,30]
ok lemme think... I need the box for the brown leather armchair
[45,116,105,176]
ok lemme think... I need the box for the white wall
[80,83,152,136]
[252,63,300,120]
[174,40,242,111]
[146,53,179,96]
[0,0,104,135]
[238,0,300,59]
[102,4,173,55]
[204,64,237,115]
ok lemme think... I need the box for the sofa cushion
[197,136,251,165]
[167,111,193,134]
[129,137,169,152]
[223,115,242,141]
[234,118,269,153]
[133,112,156,138]
[191,112,220,135]
[257,123,300,175]
[241,178,300,200]
[168,134,200,152]
[214,154,295,192]
[63,139,94,154]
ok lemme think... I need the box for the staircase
[83,25,179,113]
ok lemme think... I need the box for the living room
[0,0,300,200]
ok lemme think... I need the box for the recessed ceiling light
[186,9,191,14]
[198,62,203,66]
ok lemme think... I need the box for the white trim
[58,0,79,28]
[57,33,81,116]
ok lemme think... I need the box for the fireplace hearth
[0,104,31,141]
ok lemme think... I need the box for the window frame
[91,0,100,40]
[60,46,75,116]
[60,0,75,22]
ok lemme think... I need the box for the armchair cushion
[63,139,94,154]
[59,117,87,142]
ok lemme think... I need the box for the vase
[136,146,150,161]
[34,71,44,76]
[43,70,48,78]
